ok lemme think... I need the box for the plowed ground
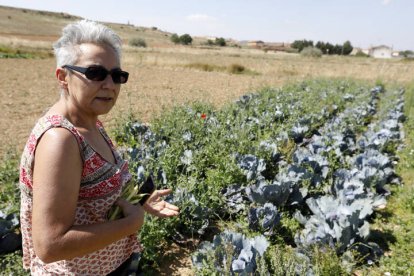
[2,47,413,159]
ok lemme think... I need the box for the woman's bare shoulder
[36,127,81,161]
[34,127,83,189]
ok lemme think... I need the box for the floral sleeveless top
[19,115,141,275]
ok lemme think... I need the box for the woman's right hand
[116,198,145,230]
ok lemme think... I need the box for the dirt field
[1,46,414,159]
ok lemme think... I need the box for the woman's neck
[48,98,99,131]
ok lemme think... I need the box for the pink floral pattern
[19,115,141,275]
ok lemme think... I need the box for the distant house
[247,40,265,48]
[265,42,286,48]
[392,51,400,58]
[369,45,393,59]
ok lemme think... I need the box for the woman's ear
[56,67,68,90]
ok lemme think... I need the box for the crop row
[113,80,405,272]
[191,86,405,274]
[0,79,407,275]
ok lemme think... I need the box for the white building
[369,45,393,59]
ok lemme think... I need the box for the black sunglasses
[62,64,129,84]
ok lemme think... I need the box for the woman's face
[65,43,121,118]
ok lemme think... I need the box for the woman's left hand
[143,189,179,217]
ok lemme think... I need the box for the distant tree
[291,39,314,52]
[314,40,353,55]
[333,44,343,55]
[306,40,314,48]
[400,50,414,58]
[291,40,303,51]
[206,39,215,46]
[215,37,226,47]
[171,33,193,45]
[171,33,180,44]
[315,41,327,54]
[325,42,335,55]
[342,40,353,55]
[179,34,193,45]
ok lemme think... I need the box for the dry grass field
[2,45,414,158]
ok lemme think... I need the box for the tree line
[291,39,353,55]
[168,33,355,56]
[170,33,227,47]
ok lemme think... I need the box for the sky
[0,0,413,50]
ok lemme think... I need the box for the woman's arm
[32,128,144,263]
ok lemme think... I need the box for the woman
[19,20,179,275]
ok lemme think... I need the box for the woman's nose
[102,74,117,88]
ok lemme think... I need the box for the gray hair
[53,19,122,67]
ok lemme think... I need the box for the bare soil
[2,48,413,159]
[158,243,195,275]
[0,55,279,157]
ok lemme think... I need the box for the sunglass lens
[85,67,108,81]
[111,71,129,84]
[118,72,129,84]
